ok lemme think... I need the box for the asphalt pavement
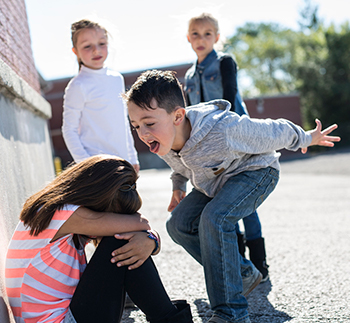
[120,149,350,323]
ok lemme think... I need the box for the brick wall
[0,0,40,92]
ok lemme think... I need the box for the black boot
[237,232,246,258]
[147,300,193,323]
[246,237,269,282]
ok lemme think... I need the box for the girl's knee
[95,236,128,254]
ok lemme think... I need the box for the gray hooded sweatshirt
[161,99,312,198]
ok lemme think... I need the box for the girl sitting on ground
[5,155,192,323]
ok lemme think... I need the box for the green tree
[224,8,349,146]
[298,0,320,30]
[224,22,302,97]
[298,23,350,141]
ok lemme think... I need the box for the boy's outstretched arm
[301,119,341,154]
[168,190,186,212]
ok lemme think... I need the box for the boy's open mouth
[149,141,160,154]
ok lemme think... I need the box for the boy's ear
[187,34,191,43]
[174,107,186,125]
[215,33,220,43]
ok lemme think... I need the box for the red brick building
[44,64,303,169]
[0,0,40,92]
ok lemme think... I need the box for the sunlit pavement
[120,149,350,323]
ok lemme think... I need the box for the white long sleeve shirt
[62,65,139,165]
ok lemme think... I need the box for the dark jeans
[69,237,177,322]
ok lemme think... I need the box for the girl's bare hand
[110,231,155,270]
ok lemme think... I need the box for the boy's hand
[302,119,341,154]
[110,231,154,270]
[167,190,186,212]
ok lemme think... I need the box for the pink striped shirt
[5,205,88,323]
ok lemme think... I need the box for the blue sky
[25,0,349,81]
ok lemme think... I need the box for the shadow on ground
[121,280,292,323]
[247,280,292,323]
[190,281,292,323]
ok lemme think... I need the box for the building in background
[0,1,54,322]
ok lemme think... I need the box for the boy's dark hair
[124,70,186,113]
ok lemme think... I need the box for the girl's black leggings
[69,236,177,322]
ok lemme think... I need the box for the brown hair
[188,13,219,35]
[124,70,186,113]
[71,19,108,69]
[20,155,141,236]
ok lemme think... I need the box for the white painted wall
[0,58,54,323]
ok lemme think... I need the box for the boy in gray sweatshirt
[125,70,340,323]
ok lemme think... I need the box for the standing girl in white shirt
[62,19,139,172]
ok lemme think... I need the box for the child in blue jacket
[185,13,267,280]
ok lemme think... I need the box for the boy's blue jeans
[166,167,279,321]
